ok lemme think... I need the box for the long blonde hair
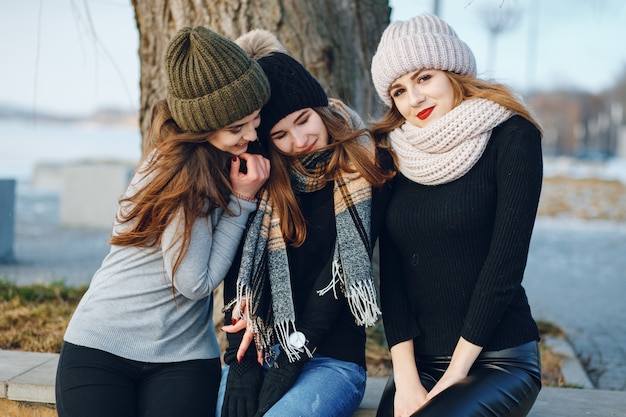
[110,99,233,278]
[266,105,394,247]
[371,71,542,144]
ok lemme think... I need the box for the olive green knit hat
[165,26,271,132]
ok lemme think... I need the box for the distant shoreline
[0,105,139,129]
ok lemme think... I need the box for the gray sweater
[64,163,256,363]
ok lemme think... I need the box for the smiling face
[207,110,261,155]
[268,108,329,155]
[389,69,456,128]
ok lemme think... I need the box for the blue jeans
[216,355,366,417]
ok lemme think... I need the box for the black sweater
[379,115,542,356]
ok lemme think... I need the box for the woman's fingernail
[232,155,237,162]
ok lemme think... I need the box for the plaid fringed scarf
[234,139,381,363]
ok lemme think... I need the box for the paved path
[1,189,625,391]
[524,217,626,391]
[0,188,110,287]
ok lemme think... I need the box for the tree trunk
[130,0,391,142]
[130,0,390,344]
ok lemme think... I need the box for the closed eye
[271,131,287,140]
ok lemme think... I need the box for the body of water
[0,119,142,182]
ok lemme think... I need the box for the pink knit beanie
[371,13,476,106]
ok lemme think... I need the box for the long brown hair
[371,71,542,144]
[109,99,233,278]
[266,104,394,247]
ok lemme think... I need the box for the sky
[1,0,625,117]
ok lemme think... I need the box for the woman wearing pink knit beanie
[370,13,543,417]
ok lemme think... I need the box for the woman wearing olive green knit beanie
[55,26,270,417]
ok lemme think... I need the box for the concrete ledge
[528,387,626,416]
[2,349,625,416]
[0,350,57,404]
[355,380,626,417]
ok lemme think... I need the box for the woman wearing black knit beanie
[370,13,543,417]
[55,26,271,417]
[216,29,395,417]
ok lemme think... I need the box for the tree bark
[129,0,390,342]
[130,0,391,141]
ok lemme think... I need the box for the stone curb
[544,336,595,389]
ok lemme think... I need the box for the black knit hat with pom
[255,52,328,140]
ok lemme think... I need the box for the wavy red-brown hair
[265,105,395,247]
[109,99,234,279]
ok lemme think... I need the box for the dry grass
[0,399,56,417]
[0,281,86,352]
[538,176,626,220]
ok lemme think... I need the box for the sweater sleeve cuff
[383,316,422,349]
[228,194,258,215]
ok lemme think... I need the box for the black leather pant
[376,341,542,417]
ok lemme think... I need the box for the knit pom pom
[236,29,287,59]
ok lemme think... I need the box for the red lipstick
[417,106,434,120]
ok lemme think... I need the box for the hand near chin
[230,153,270,200]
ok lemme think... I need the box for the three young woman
[218,30,394,417]
[55,26,270,417]
[58,13,544,417]
[370,13,544,417]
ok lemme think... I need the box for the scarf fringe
[317,258,381,327]
[316,259,343,299]
[346,280,381,327]
[275,320,312,363]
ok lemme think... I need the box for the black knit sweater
[379,115,542,356]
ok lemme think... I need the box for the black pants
[376,341,542,417]
[56,342,221,417]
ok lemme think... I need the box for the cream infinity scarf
[389,98,513,185]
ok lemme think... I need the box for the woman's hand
[426,337,482,401]
[221,298,264,364]
[230,153,270,201]
[425,370,464,401]
[394,379,428,417]
[390,340,428,416]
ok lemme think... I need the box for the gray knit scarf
[235,135,380,362]
[390,98,513,185]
